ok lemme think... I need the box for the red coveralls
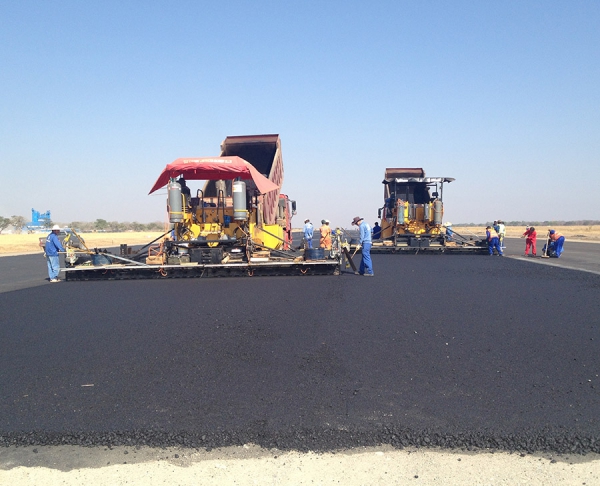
[523,228,537,256]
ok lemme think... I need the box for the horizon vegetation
[1,215,600,235]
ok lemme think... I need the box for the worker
[445,222,454,241]
[352,216,373,276]
[178,177,191,198]
[303,219,314,249]
[486,225,503,256]
[372,222,381,240]
[521,226,537,256]
[45,224,65,282]
[547,229,565,258]
[319,219,332,250]
[497,220,506,249]
[178,177,191,207]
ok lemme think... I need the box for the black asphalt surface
[1,239,600,454]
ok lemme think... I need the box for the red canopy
[148,156,280,195]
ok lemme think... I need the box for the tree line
[0,216,164,234]
[459,220,600,227]
[2,215,599,235]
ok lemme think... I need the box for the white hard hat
[52,224,61,230]
[446,222,452,226]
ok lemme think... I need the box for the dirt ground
[1,445,599,485]
[0,232,165,255]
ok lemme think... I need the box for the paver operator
[372,222,381,240]
[45,224,65,282]
[352,216,373,276]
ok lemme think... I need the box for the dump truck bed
[211,134,284,225]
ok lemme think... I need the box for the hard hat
[52,225,61,230]
[321,219,326,224]
[446,222,452,226]
[325,219,329,224]
[549,229,555,234]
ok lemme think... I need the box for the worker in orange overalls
[319,219,332,250]
[522,226,537,256]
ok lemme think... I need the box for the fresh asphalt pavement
[1,238,599,454]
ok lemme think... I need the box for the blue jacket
[359,221,372,245]
[303,223,314,239]
[372,225,381,239]
[45,232,65,256]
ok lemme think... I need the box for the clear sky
[1,1,598,228]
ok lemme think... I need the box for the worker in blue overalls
[45,225,65,282]
[303,219,314,249]
[352,216,373,276]
[486,225,503,256]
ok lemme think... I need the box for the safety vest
[487,229,498,241]
[550,232,563,241]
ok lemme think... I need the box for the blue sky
[1,1,598,228]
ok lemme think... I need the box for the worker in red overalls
[522,226,537,257]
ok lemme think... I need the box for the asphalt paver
[1,253,600,454]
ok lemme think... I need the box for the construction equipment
[26,209,52,232]
[63,135,341,280]
[370,168,488,254]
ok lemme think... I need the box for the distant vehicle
[372,168,487,254]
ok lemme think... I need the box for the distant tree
[146,221,163,231]
[131,221,145,232]
[94,219,109,231]
[80,221,95,232]
[0,216,11,234]
[10,215,26,234]
[43,219,53,229]
[107,221,126,232]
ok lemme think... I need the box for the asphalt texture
[1,238,600,454]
